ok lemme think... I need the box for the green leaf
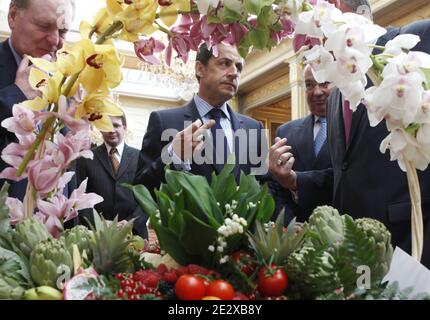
[180,210,218,266]
[244,0,274,16]
[249,27,270,50]
[124,183,158,217]
[220,6,242,24]
[0,183,10,236]
[168,210,185,238]
[152,222,195,266]
[155,190,173,226]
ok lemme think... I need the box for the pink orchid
[134,37,166,65]
[6,197,25,225]
[69,178,104,211]
[0,133,36,181]
[28,157,63,196]
[57,96,91,133]
[293,34,321,53]
[36,179,103,238]
[47,131,93,167]
[1,103,37,136]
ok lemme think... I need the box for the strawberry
[162,270,178,283]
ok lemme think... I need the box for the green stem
[16,117,56,177]
[368,44,386,51]
[155,9,195,20]
[154,21,173,36]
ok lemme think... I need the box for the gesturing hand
[268,137,297,191]
[172,119,216,162]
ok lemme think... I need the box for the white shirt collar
[105,141,125,158]
[8,37,22,67]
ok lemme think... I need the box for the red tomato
[206,280,235,300]
[175,274,206,300]
[231,251,256,276]
[258,265,288,297]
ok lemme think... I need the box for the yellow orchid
[80,7,114,39]
[107,0,158,42]
[22,69,63,111]
[76,92,124,132]
[28,42,86,77]
[77,39,123,94]
[159,0,190,27]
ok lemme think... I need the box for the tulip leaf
[180,210,218,264]
[152,222,194,266]
[124,183,158,217]
[155,190,173,226]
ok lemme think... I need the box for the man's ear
[195,61,205,79]
[8,4,18,30]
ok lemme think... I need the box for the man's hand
[172,119,215,161]
[268,137,297,191]
[14,55,47,100]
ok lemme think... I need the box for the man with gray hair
[0,0,74,200]
[269,0,430,267]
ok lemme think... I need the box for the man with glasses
[271,65,332,223]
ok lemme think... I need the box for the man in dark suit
[271,65,332,223]
[269,0,430,268]
[76,115,148,238]
[134,43,267,193]
[0,0,73,200]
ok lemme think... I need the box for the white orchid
[196,0,220,15]
[383,34,421,56]
[380,129,430,171]
[295,0,341,38]
[365,72,425,128]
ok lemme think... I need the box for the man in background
[0,0,74,199]
[76,115,148,238]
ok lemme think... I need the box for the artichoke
[308,206,344,246]
[355,217,394,280]
[60,225,93,258]
[12,217,51,258]
[29,238,73,288]
[0,276,26,299]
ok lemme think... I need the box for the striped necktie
[109,147,120,175]
[314,117,327,156]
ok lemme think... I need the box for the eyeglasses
[305,81,330,91]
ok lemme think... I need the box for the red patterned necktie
[109,147,120,175]
[343,99,353,145]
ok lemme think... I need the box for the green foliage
[248,213,306,265]
[0,246,34,299]
[87,212,135,275]
[286,206,395,299]
[127,158,274,269]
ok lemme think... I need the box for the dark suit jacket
[272,115,332,222]
[0,39,27,200]
[296,20,430,267]
[134,99,267,193]
[76,144,148,238]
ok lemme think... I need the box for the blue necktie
[208,108,229,168]
[314,117,327,156]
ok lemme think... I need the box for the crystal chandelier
[138,53,199,102]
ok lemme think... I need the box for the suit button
[342,162,348,171]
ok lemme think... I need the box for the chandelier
[138,53,199,102]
